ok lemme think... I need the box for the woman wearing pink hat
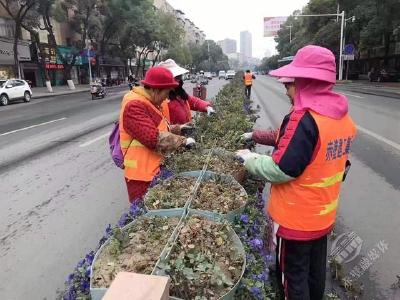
[236,45,357,300]
[119,66,196,203]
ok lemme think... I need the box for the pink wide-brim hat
[270,45,337,84]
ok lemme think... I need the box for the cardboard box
[102,272,170,300]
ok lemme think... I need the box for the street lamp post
[87,46,93,84]
[294,11,346,80]
[286,25,293,43]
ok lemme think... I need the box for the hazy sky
[167,0,309,58]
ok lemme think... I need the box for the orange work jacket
[119,89,169,181]
[244,73,253,86]
[268,111,357,231]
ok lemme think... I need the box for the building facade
[217,39,237,55]
[154,0,205,45]
[240,31,252,60]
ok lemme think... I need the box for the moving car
[225,70,235,80]
[0,79,32,106]
[218,70,226,79]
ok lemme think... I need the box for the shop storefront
[37,44,83,86]
[0,37,31,79]
[98,56,126,84]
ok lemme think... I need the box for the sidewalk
[336,80,400,99]
[31,85,91,99]
[31,84,126,99]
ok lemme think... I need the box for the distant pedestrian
[243,69,256,99]
[236,45,357,300]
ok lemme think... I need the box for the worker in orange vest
[243,69,256,99]
[236,45,357,300]
[119,67,196,203]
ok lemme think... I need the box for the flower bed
[164,148,245,183]
[161,216,245,300]
[91,215,180,288]
[144,172,247,220]
[61,75,276,300]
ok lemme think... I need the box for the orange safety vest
[161,99,192,124]
[244,73,253,86]
[268,111,357,231]
[119,89,169,181]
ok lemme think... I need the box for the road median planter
[144,171,248,223]
[90,209,246,300]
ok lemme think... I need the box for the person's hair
[169,79,189,101]
[246,70,250,73]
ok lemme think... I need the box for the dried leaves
[92,216,179,288]
[162,216,244,300]
[164,149,245,183]
[145,175,246,214]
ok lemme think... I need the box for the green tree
[166,44,192,67]
[54,0,99,84]
[190,40,229,72]
[0,0,38,77]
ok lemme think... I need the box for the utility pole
[286,25,293,43]
[207,40,211,68]
[294,11,346,80]
[87,40,92,84]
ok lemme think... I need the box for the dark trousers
[276,235,327,300]
[245,85,252,98]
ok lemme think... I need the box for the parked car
[204,72,213,80]
[0,79,32,106]
[218,71,226,79]
[211,72,217,77]
[225,70,235,80]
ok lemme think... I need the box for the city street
[1,75,399,299]
[0,79,225,300]
[252,76,400,299]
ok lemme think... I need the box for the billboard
[264,16,288,37]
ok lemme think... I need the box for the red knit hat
[141,66,179,89]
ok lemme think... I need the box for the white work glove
[206,106,216,116]
[185,137,196,148]
[235,149,260,164]
[241,132,253,141]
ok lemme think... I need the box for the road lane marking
[341,92,364,99]
[357,125,400,152]
[0,117,67,137]
[79,132,109,147]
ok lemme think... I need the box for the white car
[0,79,32,106]
[218,70,226,79]
[225,70,235,80]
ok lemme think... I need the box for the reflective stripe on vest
[244,73,253,86]
[267,111,357,231]
[119,89,169,181]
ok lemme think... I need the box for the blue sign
[81,48,96,58]
[344,44,355,55]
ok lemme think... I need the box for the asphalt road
[1,76,399,299]
[252,76,400,299]
[0,79,225,300]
